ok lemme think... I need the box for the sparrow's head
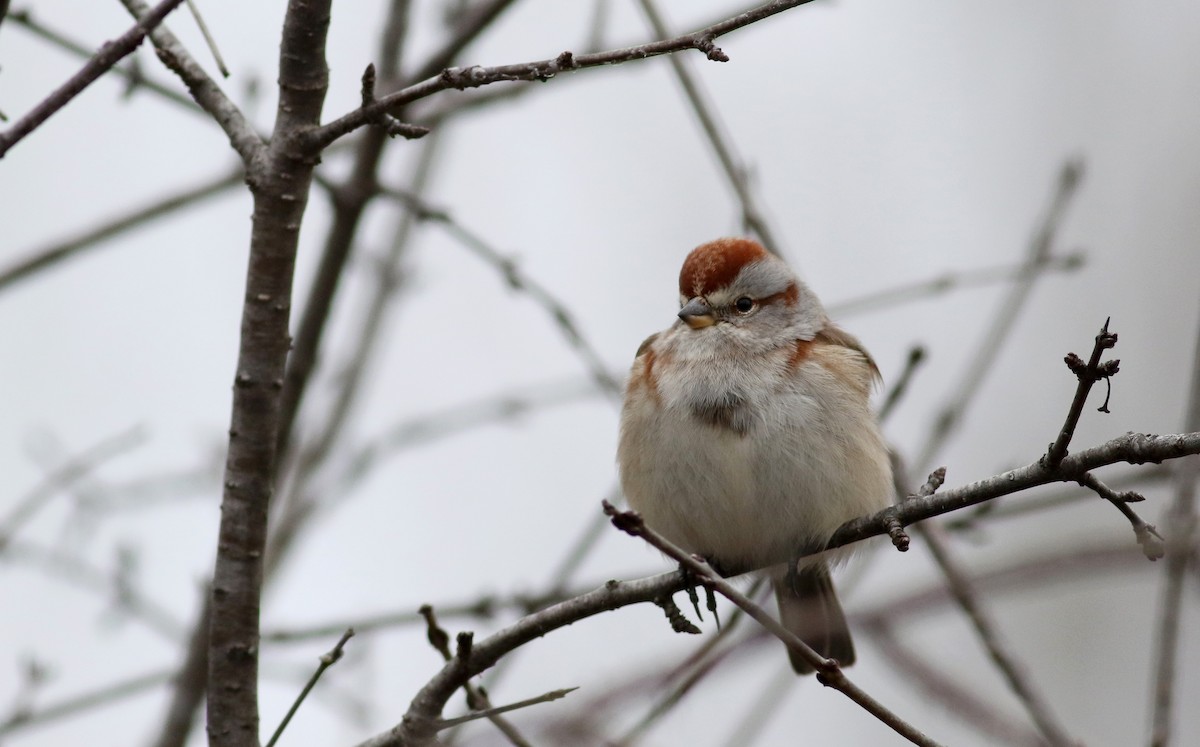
[676,238,826,342]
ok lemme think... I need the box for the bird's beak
[679,297,716,329]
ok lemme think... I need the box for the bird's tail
[773,562,855,674]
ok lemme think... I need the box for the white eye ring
[734,296,755,314]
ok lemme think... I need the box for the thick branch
[204,1,333,745]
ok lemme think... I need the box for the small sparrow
[618,237,892,673]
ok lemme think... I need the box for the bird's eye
[734,296,755,314]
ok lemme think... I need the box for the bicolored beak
[679,297,716,329]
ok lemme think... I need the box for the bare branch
[0,0,187,157]
[5,8,200,113]
[602,502,943,747]
[183,0,229,77]
[117,0,262,165]
[308,0,818,149]
[0,167,243,294]
[829,431,1200,553]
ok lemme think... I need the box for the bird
[617,237,893,673]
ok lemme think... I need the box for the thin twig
[635,0,789,259]
[265,629,355,747]
[0,0,187,157]
[1042,318,1120,468]
[419,605,535,746]
[602,501,943,747]
[183,0,229,77]
[436,687,578,729]
[274,0,508,465]
[0,167,243,293]
[1077,472,1164,559]
[309,0,817,149]
[1148,313,1200,747]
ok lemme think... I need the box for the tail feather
[773,563,855,674]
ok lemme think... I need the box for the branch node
[880,506,910,552]
[694,34,729,62]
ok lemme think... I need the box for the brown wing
[814,324,882,387]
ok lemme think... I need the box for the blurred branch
[717,664,797,747]
[613,583,765,745]
[0,668,172,739]
[183,0,229,78]
[0,0,187,157]
[0,167,242,294]
[828,252,1085,318]
[310,0,817,149]
[2,539,184,641]
[915,159,1085,470]
[878,345,926,423]
[635,0,788,260]
[0,426,145,546]
[861,619,1045,747]
[1148,314,1200,747]
[377,183,623,397]
[5,8,201,113]
[907,512,1076,744]
[339,377,601,491]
